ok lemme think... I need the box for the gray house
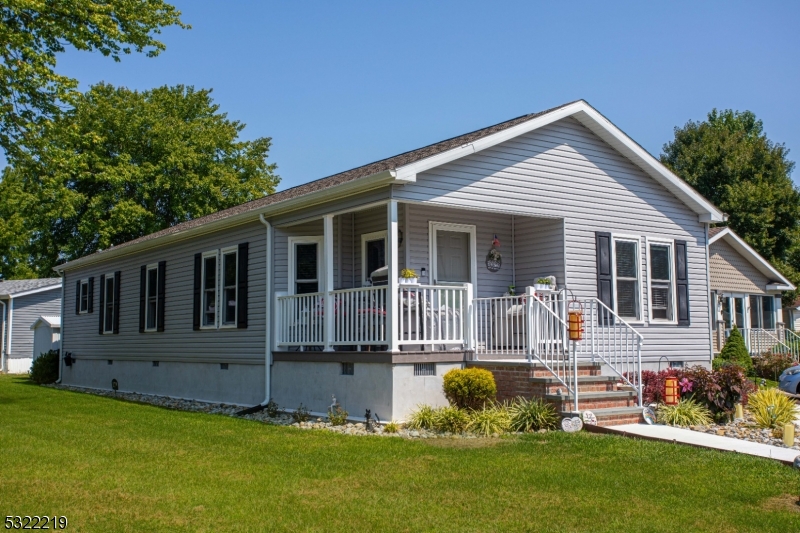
[1,278,62,373]
[55,100,727,425]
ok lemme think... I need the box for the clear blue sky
[56,1,799,190]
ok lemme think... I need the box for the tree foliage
[0,0,187,157]
[0,83,279,278]
[661,109,800,303]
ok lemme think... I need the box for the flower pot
[534,283,552,291]
[399,277,418,285]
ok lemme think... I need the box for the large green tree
[661,109,800,303]
[0,0,187,157]
[0,83,280,278]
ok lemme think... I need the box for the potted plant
[534,277,553,291]
[399,268,418,285]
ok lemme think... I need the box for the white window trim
[646,237,677,325]
[200,250,219,330]
[102,272,115,334]
[288,236,324,296]
[361,230,387,285]
[429,221,478,290]
[220,245,238,329]
[610,234,644,323]
[79,278,90,314]
[144,263,159,332]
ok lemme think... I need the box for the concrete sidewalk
[607,423,800,465]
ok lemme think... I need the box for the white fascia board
[1,284,62,299]
[713,230,795,290]
[55,170,398,273]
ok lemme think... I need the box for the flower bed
[683,409,800,450]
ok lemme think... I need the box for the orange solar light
[664,376,679,405]
[568,310,584,341]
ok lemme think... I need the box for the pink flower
[679,377,693,393]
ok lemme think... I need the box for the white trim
[361,230,387,284]
[143,264,159,332]
[102,272,115,334]
[200,251,219,330]
[30,316,61,329]
[7,298,13,359]
[709,227,795,290]
[428,221,478,291]
[645,238,677,325]
[610,234,644,323]
[288,236,324,296]
[78,278,90,314]
[1,283,62,299]
[219,246,239,329]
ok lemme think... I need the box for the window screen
[222,251,237,325]
[203,255,217,326]
[615,240,639,319]
[295,243,318,294]
[649,244,672,320]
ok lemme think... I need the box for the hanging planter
[485,234,502,272]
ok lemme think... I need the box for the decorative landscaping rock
[682,410,800,450]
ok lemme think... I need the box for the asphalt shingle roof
[0,278,61,297]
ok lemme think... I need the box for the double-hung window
[145,265,159,331]
[103,274,115,334]
[289,237,323,295]
[79,280,90,313]
[361,231,387,285]
[612,237,641,321]
[648,241,675,322]
[749,295,776,329]
[202,252,218,328]
[195,244,246,330]
[221,247,238,327]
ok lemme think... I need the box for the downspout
[6,297,13,369]
[0,300,6,373]
[511,215,516,287]
[57,270,65,383]
[259,214,273,405]
[704,224,714,365]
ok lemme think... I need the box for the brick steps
[562,406,644,427]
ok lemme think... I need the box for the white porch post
[387,200,399,352]
[323,214,335,351]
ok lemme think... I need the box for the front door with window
[430,223,475,288]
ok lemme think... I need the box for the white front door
[429,222,477,289]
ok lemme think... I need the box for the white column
[387,201,399,352]
[323,214,335,351]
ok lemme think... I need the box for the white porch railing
[726,327,800,361]
[398,285,470,348]
[276,291,325,347]
[331,286,387,345]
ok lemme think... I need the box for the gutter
[0,300,6,372]
[57,271,65,383]
[258,214,274,407]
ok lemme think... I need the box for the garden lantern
[664,377,679,405]
[568,310,584,341]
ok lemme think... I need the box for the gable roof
[708,227,794,291]
[30,315,60,330]
[56,100,725,272]
[0,278,62,298]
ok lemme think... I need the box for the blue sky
[55,1,799,189]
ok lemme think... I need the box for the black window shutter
[193,253,202,331]
[87,277,94,313]
[675,240,690,326]
[113,271,121,334]
[75,280,81,315]
[157,260,166,332]
[237,242,249,329]
[139,266,146,333]
[98,274,105,334]
[595,232,614,325]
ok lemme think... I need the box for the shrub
[657,399,712,427]
[291,404,310,423]
[406,404,436,430]
[753,351,796,382]
[508,397,560,432]
[467,403,512,436]
[383,420,400,433]
[748,388,799,429]
[442,368,497,410]
[717,325,753,374]
[264,398,280,418]
[639,368,683,405]
[328,404,348,426]
[29,350,59,385]
[431,406,470,433]
[685,364,754,422]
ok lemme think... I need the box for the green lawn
[1,375,799,532]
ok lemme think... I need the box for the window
[103,274,115,333]
[361,231,387,284]
[202,252,217,328]
[289,237,323,295]
[648,241,674,321]
[749,295,775,329]
[145,265,158,331]
[613,238,641,320]
[222,247,238,326]
[79,280,89,313]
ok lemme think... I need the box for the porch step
[562,406,644,427]
[546,390,638,412]
[530,375,620,394]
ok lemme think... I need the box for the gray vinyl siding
[709,240,770,294]
[393,116,712,363]
[8,289,61,359]
[515,216,565,288]
[61,221,266,363]
[273,220,323,293]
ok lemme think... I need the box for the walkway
[607,423,800,465]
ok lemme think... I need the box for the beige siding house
[56,100,732,425]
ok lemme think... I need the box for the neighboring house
[55,100,728,425]
[784,298,800,332]
[707,227,796,356]
[0,279,63,373]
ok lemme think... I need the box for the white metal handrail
[398,284,468,347]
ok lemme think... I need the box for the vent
[413,363,435,376]
[341,362,354,376]
[152,361,159,367]
[220,363,229,370]
[107,360,113,365]
[669,361,684,368]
